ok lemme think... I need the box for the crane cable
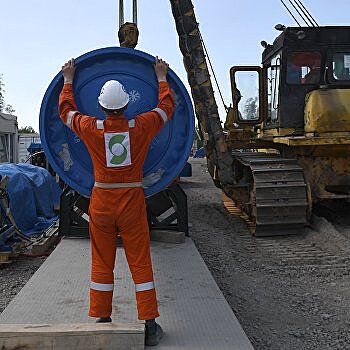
[279,0,319,27]
[287,0,312,27]
[198,30,229,113]
[280,0,302,26]
[293,0,319,27]
[118,0,137,28]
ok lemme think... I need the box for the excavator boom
[169,0,235,188]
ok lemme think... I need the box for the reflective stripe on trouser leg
[118,194,159,320]
[91,281,114,291]
[88,195,117,318]
[123,237,159,320]
[135,280,158,321]
[135,281,155,292]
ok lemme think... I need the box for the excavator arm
[169,0,234,188]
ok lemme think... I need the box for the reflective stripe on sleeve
[90,281,114,291]
[152,108,168,123]
[66,110,78,129]
[96,120,104,129]
[135,281,155,292]
[128,119,135,128]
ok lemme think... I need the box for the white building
[0,112,18,163]
[18,133,41,163]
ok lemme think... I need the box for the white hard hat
[98,80,130,110]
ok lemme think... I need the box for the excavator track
[225,153,310,236]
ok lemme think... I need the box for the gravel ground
[0,256,46,313]
[181,158,350,350]
[1,157,350,350]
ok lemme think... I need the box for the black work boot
[96,317,112,323]
[145,319,164,346]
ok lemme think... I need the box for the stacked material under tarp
[0,163,61,236]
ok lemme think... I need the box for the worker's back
[77,112,164,184]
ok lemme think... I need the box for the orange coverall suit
[59,81,174,320]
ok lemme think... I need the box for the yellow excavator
[169,0,350,236]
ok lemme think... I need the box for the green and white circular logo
[109,134,127,165]
[104,132,131,167]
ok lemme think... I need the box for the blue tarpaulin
[194,147,205,158]
[27,142,42,153]
[0,163,61,236]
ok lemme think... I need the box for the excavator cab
[230,26,350,137]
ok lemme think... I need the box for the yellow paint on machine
[305,88,350,133]
[273,136,350,146]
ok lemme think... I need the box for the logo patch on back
[104,132,131,167]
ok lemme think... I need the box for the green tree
[243,97,258,120]
[0,74,15,114]
[0,75,5,112]
[5,104,15,114]
[195,124,203,145]
[18,126,36,134]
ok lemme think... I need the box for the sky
[1,0,349,132]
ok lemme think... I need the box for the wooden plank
[30,224,60,255]
[0,253,11,264]
[0,323,144,350]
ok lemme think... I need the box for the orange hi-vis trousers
[88,185,159,320]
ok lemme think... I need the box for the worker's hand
[61,59,76,84]
[154,57,169,82]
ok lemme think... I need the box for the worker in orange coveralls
[59,57,174,346]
